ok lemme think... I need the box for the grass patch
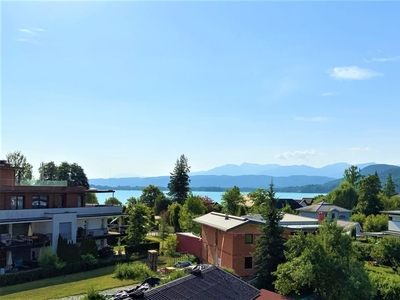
[365,263,399,277]
[0,266,138,300]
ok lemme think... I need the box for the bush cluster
[0,256,130,287]
[369,272,400,300]
[114,262,156,281]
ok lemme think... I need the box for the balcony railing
[0,179,68,187]
[0,233,52,249]
[17,180,68,187]
[77,228,109,238]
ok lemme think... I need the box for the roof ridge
[210,212,248,221]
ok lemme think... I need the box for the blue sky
[2,1,399,178]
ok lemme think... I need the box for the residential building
[378,210,400,236]
[0,160,124,271]
[193,212,319,278]
[296,201,352,221]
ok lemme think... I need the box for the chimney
[225,214,229,220]
[318,212,325,223]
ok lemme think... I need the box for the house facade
[193,212,319,278]
[0,160,123,271]
[296,201,352,221]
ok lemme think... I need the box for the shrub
[81,254,98,264]
[80,238,99,257]
[353,241,376,261]
[164,235,178,257]
[369,272,400,300]
[38,248,66,270]
[371,237,400,267]
[162,269,188,284]
[82,287,106,300]
[114,262,156,280]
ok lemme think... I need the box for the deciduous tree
[85,193,99,204]
[179,194,206,234]
[253,184,285,290]
[105,197,122,205]
[168,154,191,205]
[274,222,373,300]
[326,181,358,210]
[6,151,33,183]
[140,185,164,208]
[221,186,245,216]
[363,214,388,232]
[356,173,383,216]
[38,161,58,181]
[126,204,152,246]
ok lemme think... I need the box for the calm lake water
[96,190,323,205]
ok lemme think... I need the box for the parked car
[173,261,192,268]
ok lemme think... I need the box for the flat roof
[381,210,400,215]
[0,217,52,225]
[193,212,254,232]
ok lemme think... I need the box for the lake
[96,190,323,205]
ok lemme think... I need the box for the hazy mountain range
[90,162,400,193]
[190,162,376,178]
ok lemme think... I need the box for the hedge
[0,256,130,287]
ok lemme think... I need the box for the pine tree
[253,183,286,290]
[167,154,191,205]
[383,173,398,198]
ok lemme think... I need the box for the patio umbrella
[28,224,33,237]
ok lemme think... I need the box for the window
[59,222,72,240]
[77,195,83,207]
[245,234,253,244]
[339,215,345,220]
[331,213,336,219]
[11,196,24,210]
[32,196,48,208]
[244,257,253,269]
[389,216,393,221]
[57,195,65,208]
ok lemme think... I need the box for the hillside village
[1,152,400,299]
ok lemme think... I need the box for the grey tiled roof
[296,201,352,213]
[141,265,260,300]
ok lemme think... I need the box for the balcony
[0,233,52,250]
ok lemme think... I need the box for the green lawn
[0,266,138,300]
[365,263,399,277]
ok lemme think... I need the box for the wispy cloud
[349,147,370,152]
[364,56,400,63]
[16,27,44,45]
[329,66,383,80]
[275,149,317,161]
[294,116,327,122]
[320,92,339,97]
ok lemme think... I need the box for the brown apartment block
[194,212,320,278]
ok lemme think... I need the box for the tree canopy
[356,173,383,216]
[179,193,206,234]
[139,185,164,208]
[274,222,373,300]
[167,154,191,205]
[383,173,398,198]
[6,151,33,183]
[104,197,122,205]
[343,165,363,188]
[126,204,152,246]
[221,186,245,216]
